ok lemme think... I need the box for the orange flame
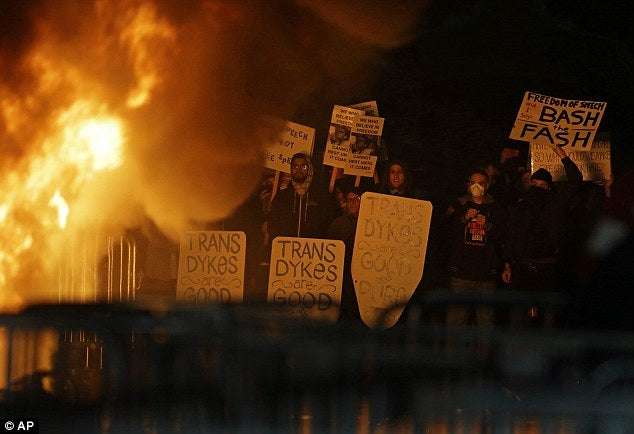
[0,1,173,311]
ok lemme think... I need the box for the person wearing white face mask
[443,169,508,329]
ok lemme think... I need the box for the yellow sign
[510,91,606,151]
[530,136,611,181]
[323,105,364,168]
[352,193,432,328]
[177,231,246,303]
[268,237,344,322]
[263,120,315,173]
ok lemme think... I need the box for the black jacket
[445,194,507,282]
[505,157,582,264]
[269,183,336,240]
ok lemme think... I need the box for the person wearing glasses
[268,153,336,240]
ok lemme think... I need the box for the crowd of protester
[206,140,634,331]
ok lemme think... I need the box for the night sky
[297,0,634,201]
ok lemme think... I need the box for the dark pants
[446,277,496,327]
[510,261,558,327]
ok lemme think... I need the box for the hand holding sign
[549,142,567,159]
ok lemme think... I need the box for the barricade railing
[1,297,634,433]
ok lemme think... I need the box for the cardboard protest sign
[344,115,384,177]
[268,237,344,322]
[177,231,246,304]
[323,105,364,168]
[352,193,432,328]
[351,100,379,116]
[530,136,611,181]
[264,120,315,173]
[510,91,607,151]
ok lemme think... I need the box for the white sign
[268,237,344,322]
[323,105,364,168]
[344,115,384,177]
[352,193,432,328]
[510,91,607,151]
[264,120,315,173]
[177,231,246,304]
[530,136,611,181]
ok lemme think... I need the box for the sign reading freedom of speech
[530,136,611,181]
[264,120,315,173]
[510,91,607,151]
[268,237,344,322]
[352,193,432,328]
[177,231,246,304]
[323,105,364,168]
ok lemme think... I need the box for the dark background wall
[296,0,634,201]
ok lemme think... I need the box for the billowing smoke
[0,0,426,309]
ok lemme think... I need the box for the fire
[0,1,171,311]
[0,103,125,310]
[49,191,69,230]
[58,106,124,174]
[1,0,425,312]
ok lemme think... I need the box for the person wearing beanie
[530,168,553,188]
[503,143,582,326]
[487,140,529,208]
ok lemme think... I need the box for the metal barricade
[2,298,634,433]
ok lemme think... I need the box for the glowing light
[0,0,176,311]
[49,191,70,229]
[77,119,123,171]
[0,204,8,223]
[1,102,126,310]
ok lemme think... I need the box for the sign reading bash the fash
[530,136,611,181]
[264,120,315,173]
[345,115,384,178]
[323,105,364,168]
[352,193,432,328]
[268,237,344,322]
[510,91,606,151]
[177,231,246,304]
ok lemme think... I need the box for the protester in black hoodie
[268,153,336,240]
[502,144,582,325]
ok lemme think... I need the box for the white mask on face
[469,183,485,198]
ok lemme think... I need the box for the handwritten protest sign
[323,105,364,168]
[177,231,246,304]
[345,115,384,177]
[268,237,344,322]
[264,120,315,173]
[530,136,611,181]
[352,193,432,328]
[510,91,607,151]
